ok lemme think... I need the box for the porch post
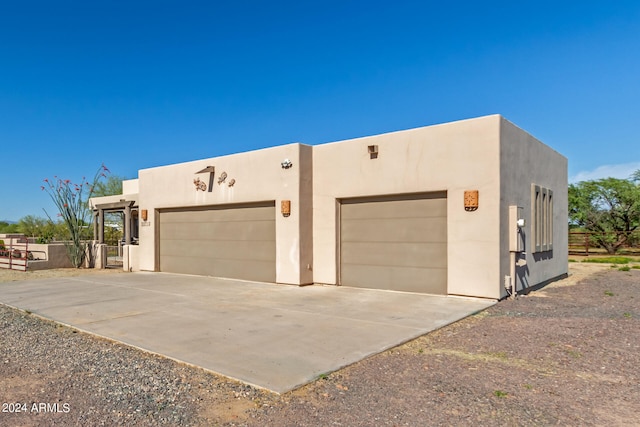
[98,209,105,244]
[93,211,98,241]
[124,204,132,245]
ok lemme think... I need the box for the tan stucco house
[91,115,568,300]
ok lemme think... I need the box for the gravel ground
[0,264,638,426]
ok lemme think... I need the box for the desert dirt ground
[0,262,638,426]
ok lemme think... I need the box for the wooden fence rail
[569,231,640,256]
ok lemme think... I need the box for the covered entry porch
[92,198,139,269]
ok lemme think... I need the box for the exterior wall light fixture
[281,159,293,169]
[464,190,479,211]
[281,200,291,217]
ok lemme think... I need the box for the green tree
[569,177,640,254]
[42,165,109,267]
[17,215,48,238]
[631,169,640,183]
[92,174,126,197]
[0,221,20,233]
[16,215,67,243]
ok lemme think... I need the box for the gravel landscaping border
[1,264,638,426]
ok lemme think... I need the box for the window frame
[531,184,553,253]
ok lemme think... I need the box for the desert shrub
[582,257,631,264]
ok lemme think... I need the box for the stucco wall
[91,114,567,299]
[123,244,140,272]
[26,243,74,270]
[312,115,503,298]
[122,179,139,194]
[298,144,314,284]
[137,143,312,285]
[499,118,568,298]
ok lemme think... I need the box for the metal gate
[0,238,29,272]
[105,245,123,268]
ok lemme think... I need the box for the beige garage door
[340,192,447,294]
[159,202,276,282]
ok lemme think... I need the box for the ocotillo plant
[42,164,109,268]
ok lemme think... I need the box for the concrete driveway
[0,272,494,393]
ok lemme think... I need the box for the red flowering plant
[42,164,110,268]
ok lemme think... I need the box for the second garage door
[340,192,447,294]
[158,202,276,282]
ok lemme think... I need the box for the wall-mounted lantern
[281,200,291,217]
[141,209,148,221]
[464,190,479,211]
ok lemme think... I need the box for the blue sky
[1,1,639,221]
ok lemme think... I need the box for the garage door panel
[159,255,211,276]
[340,193,447,294]
[159,202,276,282]
[213,259,275,282]
[342,242,447,269]
[162,205,274,223]
[341,264,447,294]
[341,264,392,289]
[341,196,447,219]
[159,256,274,282]
[341,217,447,243]
[160,220,275,241]
[160,240,275,262]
